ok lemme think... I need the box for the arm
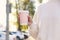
[29,7,40,39]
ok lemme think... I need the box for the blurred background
[0,0,49,40]
[8,0,49,31]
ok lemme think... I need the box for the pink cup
[18,10,29,25]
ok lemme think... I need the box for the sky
[0,0,6,31]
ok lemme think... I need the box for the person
[28,0,60,40]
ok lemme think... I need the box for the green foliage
[38,0,42,3]
[23,0,30,10]
[18,0,35,17]
[28,2,35,17]
[22,0,35,17]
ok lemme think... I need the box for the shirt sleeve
[29,6,40,39]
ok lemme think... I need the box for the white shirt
[29,1,60,40]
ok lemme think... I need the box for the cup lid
[18,10,29,14]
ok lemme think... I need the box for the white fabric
[29,0,60,40]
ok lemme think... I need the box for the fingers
[28,16,32,26]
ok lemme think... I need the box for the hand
[28,16,32,26]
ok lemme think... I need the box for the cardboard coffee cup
[18,10,29,32]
